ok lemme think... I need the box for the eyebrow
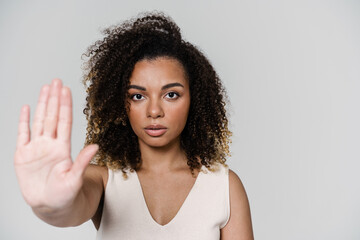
[128,82,184,91]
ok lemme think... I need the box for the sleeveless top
[96,164,230,240]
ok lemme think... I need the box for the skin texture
[127,57,190,150]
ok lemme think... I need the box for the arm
[220,170,254,240]
[14,79,105,227]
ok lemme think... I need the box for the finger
[43,79,62,137]
[32,85,50,138]
[57,87,72,142]
[16,105,30,149]
[71,144,99,179]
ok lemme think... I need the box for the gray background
[1,0,359,239]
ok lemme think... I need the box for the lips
[144,124,167,137]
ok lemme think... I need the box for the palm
[14,79,98,210]
[15,137,75,208]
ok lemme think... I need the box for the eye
[131,94,145,101]
[165,92,179,99]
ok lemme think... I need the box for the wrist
[31,189,85,227]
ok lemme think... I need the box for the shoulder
[228,169,245,195]
[228,169,248,212]
[84,164,108,189]
[220,169,254,240]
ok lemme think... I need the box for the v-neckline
[134,166,203,227]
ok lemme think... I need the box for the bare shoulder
[221,169,254,240]
[84,164,108,189]
[228,169,245,193]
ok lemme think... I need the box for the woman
[14,12,254,239]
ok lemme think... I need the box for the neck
[138,139,188,173]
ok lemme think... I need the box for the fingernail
[61,87,68,96]
[42,85,50,93]
[52,78,61,86]
[22,105,29,112]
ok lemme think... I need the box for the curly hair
[82,12,232,176]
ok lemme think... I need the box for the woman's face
[127,57,190,149]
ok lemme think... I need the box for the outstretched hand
[14,79,98,211]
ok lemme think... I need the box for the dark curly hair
[82,12,232,176]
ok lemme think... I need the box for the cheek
[127,106,142,129]
[169,102,190,127]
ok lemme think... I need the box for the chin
[140,136,179,149]
[145,140,170,148]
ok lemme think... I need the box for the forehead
[129,57,188,87]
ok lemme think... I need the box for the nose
[147,99,164,118]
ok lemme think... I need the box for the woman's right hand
[14,79,98,213]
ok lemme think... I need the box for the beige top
[96,164,230,240]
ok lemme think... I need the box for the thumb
[71,144,99,179]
